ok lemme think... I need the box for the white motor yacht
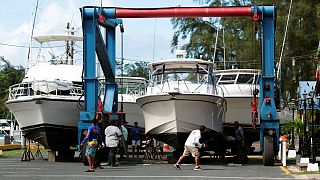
[5,34,83,155]
[115,77,147,127]
[214,69,260,125]
[136,51,227,149]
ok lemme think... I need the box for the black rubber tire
[263,136,274,166]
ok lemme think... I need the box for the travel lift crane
[80,5,279,166]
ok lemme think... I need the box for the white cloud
[0,1,85,67]
[0,0,180,67]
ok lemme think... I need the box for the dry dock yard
[0,150,303,180]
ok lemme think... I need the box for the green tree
[0,57,25,118]
[171,0,320,104]
[123,61,149,79]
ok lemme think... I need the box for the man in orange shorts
[174,125,206,171]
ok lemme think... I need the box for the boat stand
[143,139,163,163]
[34,142,43,158]
[21,138,35,161]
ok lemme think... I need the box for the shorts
[86,145,97,157]
[132,140,141,146]
[182,145,199,157]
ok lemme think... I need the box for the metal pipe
[115,7,252,18]
[311,97,315,163]
[303,98,307,157]
[291,107,294,147]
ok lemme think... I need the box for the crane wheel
[263,136,274,166]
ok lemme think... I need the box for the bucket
[163,144,169,151]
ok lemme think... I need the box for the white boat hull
[118,102,144,128]
[6,96,81,128]
[137,93,226,148]
[224,97,258,125]
[5,96,81,151]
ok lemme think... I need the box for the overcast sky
[0,0,200,67]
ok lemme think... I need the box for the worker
[105,120,122,166]
[173,125,206,171]
[131,121,143,158]
[80,118,103,172]
[119,120,128,159]
[251,91,258,129]
[94,113,106,169]
[234,121,248,164]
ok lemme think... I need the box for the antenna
[152,19,158,62]
[66,22,70,64]
[277,0,293,80]
[221,0,226,70]
[27,0,39,70]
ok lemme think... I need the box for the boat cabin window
[237,74,254,84]
[153,64,165,75]
[219,74,237,84]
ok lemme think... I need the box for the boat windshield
[151,63,212,84]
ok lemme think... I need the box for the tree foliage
[123,61,149,79]
[0,57,25,119]
[171,0,320,104]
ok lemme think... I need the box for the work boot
[174,164,181,170]
[194,166,202,171]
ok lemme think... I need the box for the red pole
[116,7,252,18]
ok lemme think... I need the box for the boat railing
[48,58,83,65]
[28,58,83,67]
[8,81,83,100]
[215,85,225,97]
[147,80,164,94]
[125,83,147,98]
[99,79,147,99]
[148,79,220,95]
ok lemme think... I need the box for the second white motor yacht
[136,51,227,149]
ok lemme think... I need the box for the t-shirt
[121,125,128,141]
[251,100,257,112]
[81,125,103,145]
[105,125,122,147]
[131,127,142,141]
[235,126,244,141]
[185,129,202,147]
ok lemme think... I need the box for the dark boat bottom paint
[150,129,229,155]
[151,124,261,158]
[21,123,261,159]
[22,124,78,155]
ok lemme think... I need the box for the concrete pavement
[0,153,294,180]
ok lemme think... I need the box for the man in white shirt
[105,120,122,166]
[174,125,206,171]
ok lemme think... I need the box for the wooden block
[48,150,56,163]
[297,163,308,171]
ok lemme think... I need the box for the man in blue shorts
[131,121,143,158]
[81,119,103,172]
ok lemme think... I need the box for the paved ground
[0,154,299,180]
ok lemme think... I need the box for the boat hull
[118,102,144,128]
[5,96,81,151]
[224,97,258,125]
[136,93,226,148]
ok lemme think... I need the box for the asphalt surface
[0,154,296,180]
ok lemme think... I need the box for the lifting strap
[251,91,258,130]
